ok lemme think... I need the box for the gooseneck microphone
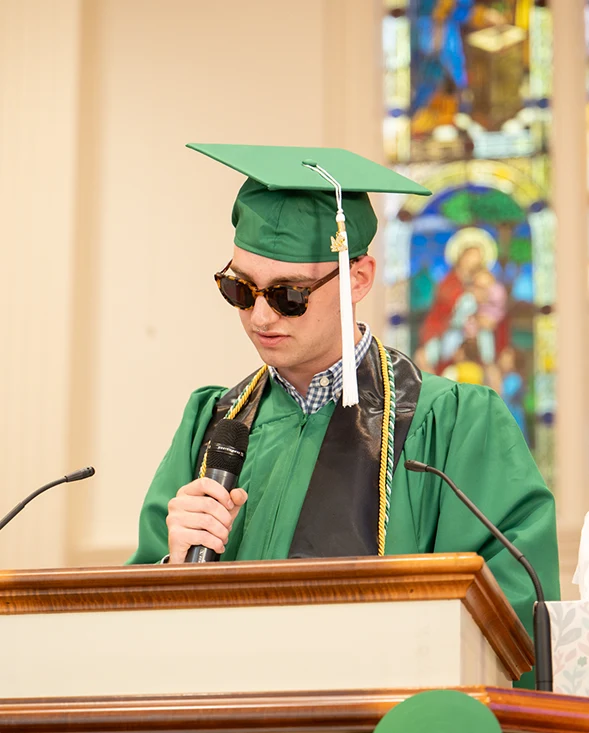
[185,420,250,564]
[405,459,553,692]
[0,466,96,532]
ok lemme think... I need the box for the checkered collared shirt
[268,323,372,415]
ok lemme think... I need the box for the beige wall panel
[0,0,81,568]
[321,0,387,334]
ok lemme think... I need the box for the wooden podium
[0,553,588,732]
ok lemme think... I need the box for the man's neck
[276,366,320,399]
[275,323,364,398]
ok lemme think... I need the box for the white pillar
[0,0,81,568]
[552,0,589,597]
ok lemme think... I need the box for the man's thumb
[230,488,248,506]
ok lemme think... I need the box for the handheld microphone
[405,459,553,692]
[185,420,250,564]
[0,467,96,532]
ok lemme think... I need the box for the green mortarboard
[187,143,430,406]
[187,144,429,263]
[187,144,430,194]
[373,691,502,733]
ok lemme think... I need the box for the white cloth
[573,511,589,598]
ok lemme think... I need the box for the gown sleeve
[126,386,225,564]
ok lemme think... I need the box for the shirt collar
[268,322,372,414]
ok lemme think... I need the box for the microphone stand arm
[412,462,553,692]
[0,467,95,532]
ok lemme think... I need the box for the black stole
[195,339,422,558]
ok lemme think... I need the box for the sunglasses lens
[219,276,255,309]
[268,287,307,317]
[217,273,308,317]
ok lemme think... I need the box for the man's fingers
[167,483,247,564]
[168,510,231,543]
[167,528,226,564]
[177,478,235,510]
[169,549,186,565]
[169,495,233,528]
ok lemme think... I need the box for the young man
[128,145,559,688]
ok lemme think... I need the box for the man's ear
[350,255,376,305]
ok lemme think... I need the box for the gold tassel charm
[330,220,348,253]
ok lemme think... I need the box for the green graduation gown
[128,366,560,689]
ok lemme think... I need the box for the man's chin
[257,352,289,369]
[251,345,293,370]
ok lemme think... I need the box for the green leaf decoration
[471,190,525,223]
[440,191,474,225]
[440,188,526,226]
[509,236,532,264]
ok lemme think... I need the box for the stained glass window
[383,0,555,487]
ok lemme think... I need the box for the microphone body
[0,467,95,532]
[404,459,553,692]
[184,421,249,564]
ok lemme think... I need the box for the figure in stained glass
[417,224,508,374]
[383,0,554,481]
[410,0,508,137]
[497,345,528,440]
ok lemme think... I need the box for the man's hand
[166,478,248,564]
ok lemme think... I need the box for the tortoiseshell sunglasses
[214,260,341,318]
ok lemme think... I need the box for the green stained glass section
[382,0,555,489]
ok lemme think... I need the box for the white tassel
[337,228,358,407]
[301,161,358,406]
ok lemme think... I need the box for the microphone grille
[206,420,250,473]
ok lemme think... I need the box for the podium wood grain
[0,687,586,732]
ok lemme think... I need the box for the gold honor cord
[374,337,392,556]
[198,345,394,556]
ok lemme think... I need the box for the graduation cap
[373,690,502,733]
[187,143,431,406]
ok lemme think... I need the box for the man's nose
[250,294,279,326]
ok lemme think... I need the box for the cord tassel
[334,216,358,406]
